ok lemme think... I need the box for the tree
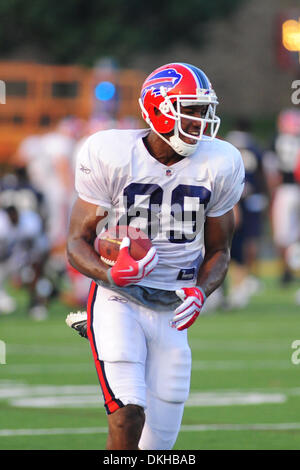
[0,0,245,65]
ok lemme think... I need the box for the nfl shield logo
[166,169,172,176]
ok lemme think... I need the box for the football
[94,225,152,266]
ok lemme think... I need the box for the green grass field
[1,273,300,450]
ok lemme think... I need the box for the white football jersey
[75,129,244,290]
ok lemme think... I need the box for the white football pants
[87,282,192,450]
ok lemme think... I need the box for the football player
[269,108,300,284]
[66,62,245,450]
[225,118,268,307]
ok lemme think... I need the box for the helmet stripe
[180,63,210,89]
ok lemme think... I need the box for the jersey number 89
[118,182,211,244]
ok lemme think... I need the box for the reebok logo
[108,296,128,303]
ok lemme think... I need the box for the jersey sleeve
[75,135,112,208]
[206,149,245,217]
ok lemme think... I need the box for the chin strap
[169,121,199,157]
[169,134,199,156]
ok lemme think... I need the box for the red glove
[171,287,206,331]
[107,237,158,287]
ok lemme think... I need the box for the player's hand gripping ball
[171,287,206,331]
[95,225,158,287]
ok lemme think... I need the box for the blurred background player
[225,118,269,308]
[15,118,83,305]
[267,108,300,285]
[38,117,78,259]
[16,117,78,255]
[0,171,51,319]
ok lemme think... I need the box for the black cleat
[66,311,88,339]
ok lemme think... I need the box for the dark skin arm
[197,209,235,297]
[66,197,110,282]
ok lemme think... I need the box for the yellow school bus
[0,61,145,163]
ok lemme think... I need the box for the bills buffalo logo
[141,68,182,100]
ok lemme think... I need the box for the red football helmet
[139,62,220,156]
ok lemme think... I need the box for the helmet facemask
[140,86,220,157]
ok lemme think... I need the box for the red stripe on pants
[87,281,123,414]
